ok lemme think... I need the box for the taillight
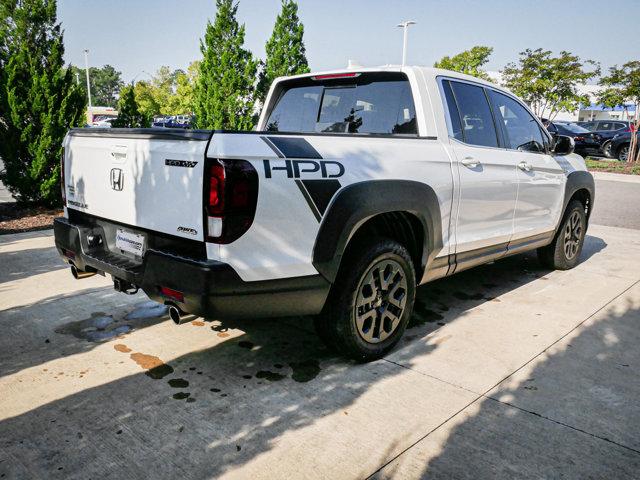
[159,286,184,303]
[574,136,585,142]
[311,72,360,80]
[60,148,66,207]
[204,159,258,244]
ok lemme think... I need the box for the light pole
[83,49,93,123]
[397,20,416,67]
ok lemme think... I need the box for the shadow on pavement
[0,237,621,478]
[377,295,640,479]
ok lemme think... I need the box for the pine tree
[257,0,309,103]
[0,0,85,206]
[111,85,149,128]
[194,0,258,130]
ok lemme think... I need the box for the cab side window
[448,81,499,148]
[488,90,545,153]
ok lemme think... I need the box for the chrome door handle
[518,161,532,172]
[461,156,480,168]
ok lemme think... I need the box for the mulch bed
[0,203,62,234]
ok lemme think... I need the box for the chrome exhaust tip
[71,265,96,279]
[168,304,189,325]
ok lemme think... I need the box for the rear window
[555,123,590,135]
[264,73,417,135]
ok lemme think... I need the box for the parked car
[91,118,115,128]
[546,122,600,157]
[55,66,594,361]
[576,120,632,157]
[609,131,639,161]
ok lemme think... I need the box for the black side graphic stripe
[261,136,285,158]
[295,180,322,222]
[267,136,323,159]
[300,180,341,216]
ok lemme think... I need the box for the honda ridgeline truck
[55,67,594,360]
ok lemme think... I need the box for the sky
[58,0,638,83]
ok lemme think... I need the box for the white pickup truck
[55,66,594,360]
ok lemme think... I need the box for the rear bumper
[54,216,331,319]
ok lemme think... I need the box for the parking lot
[1,173,639,479]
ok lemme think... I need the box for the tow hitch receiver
[113,277,139,295]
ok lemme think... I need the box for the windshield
[264,72,417,135]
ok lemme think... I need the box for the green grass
[585,157,640,175]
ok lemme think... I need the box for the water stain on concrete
[191,321,205,327]
[409,300,445,328]
[124,301,168,320]
[238,341,254,350]
[55,313,131,343]
[289,359,320,383]
[129,352,174,379]
[217,332,230,338]
[168,378,189,388]
[113,344,132,353]
[172,392,191,400]
[256,370,285,382]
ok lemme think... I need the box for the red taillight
[624,127,632,133]
[208,163,225,215]
[311,72,360,80]
[204,159,258,244]
[574,136,585,142]
[60,149,66,207]
[159,286,184,303]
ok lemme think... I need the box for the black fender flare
[562,170,595,225]
[312,180,443,283]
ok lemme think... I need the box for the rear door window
[448,81,499,148]
[264,73,417,135]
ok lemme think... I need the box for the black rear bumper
[54,216,330,319]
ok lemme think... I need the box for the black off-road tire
[315,238,416,361]
[537,200,587,270]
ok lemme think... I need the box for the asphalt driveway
[1,173,639,479]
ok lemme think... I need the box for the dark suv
[546,122,600,157]
[576,120,632,157]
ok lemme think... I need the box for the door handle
[518,161,532,172]
[461,156,480,168]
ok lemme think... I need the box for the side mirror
[552,135,574,156]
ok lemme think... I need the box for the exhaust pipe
[167,304,189,325]
[71,265,97,279]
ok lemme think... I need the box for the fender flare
[312,180,443,283]
[562,170,595,225]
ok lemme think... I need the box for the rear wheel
[316,239,416,361]
[537,200,586,270]
[618,144,630,162]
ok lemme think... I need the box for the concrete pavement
[0,174,640,479]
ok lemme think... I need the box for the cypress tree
[111,85,149,128]
[194,0,258,130]
[257,0,309,103]
[0,0,85,206]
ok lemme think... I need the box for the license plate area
[115,228,146,257]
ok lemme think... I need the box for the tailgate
[63,129,211,241]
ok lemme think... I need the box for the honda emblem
[110,168,124,191]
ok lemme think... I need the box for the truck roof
[275,65,499,89]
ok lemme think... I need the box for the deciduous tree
[70,64,124,108]
[434,46,493,81]
[194,0,258,130]
[501,48,599,120]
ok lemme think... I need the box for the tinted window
[265,85,323,132]
[580,121,597,131]
[597,122,613,131]
[449,81,498,148]
[441,80,463,141]
[489,90,545,153]
[265,75,417,135]
[613,122,627,131]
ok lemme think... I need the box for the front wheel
[316,239,416,361]
[537,200,587,270]
[602,140,613,158]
